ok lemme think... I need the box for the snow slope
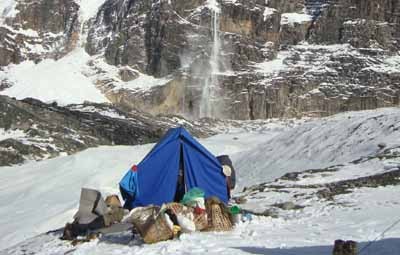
[5,185,400,255]
[235,108,400,189]
[0,108,400,253]
[0,49,109,105]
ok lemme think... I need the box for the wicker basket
[164,203,186,215]
[205,198,233,232]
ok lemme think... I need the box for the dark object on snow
[62,189,126,241]
[119,127,228,209]
[217,155,236,189]
[165,209,179,226]
[333,240,358,255]
[62,217,105,240]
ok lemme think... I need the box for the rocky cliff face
[84,0,400,119]
[0,0,399,120]
[0,95,214,166]
[0,0,80,66]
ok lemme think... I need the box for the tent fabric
[119,169,138,209]
[119,127,228,208]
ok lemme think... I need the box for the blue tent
[119,127,228,208]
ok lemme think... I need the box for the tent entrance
[174,143,186,202]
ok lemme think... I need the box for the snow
[207,0,220,13]
[281,13,312,26]
[0,0,18,20]
[68,105,127,119]
[0,24,39,37]
[235,108,400,189]
[364,55,400,74]
[86,57,172,92]
[0,128,25,141]
[0,49,109,105]
[75,0,107,21]
[263,7,276,21]
[0,119,294,250]
[253,51,289,75]
[1,108,400,253]
[117,74,172,91]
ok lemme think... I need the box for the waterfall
[200,0,221,118]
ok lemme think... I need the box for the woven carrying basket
[206,202,232,232]
[141,214,173,244]
[164,203,186,215]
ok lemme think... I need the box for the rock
[1,0,400,120]
[118,67,139,82]
[280,20,312,46]
[260,208,279,218]
[267,0,305,13]
[233,196,247,204]
[316,169,400,200]
[378,143,387,149]
[0,95,214,166]
[0,0,80,66]
[341,19,397,51]
[308,0,400,51]
[272,202,304,210]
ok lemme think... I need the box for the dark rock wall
[1,0,399,120]
[0,0,80,66]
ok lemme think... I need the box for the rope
[357,217,400,255]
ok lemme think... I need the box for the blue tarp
[119,127,228,208]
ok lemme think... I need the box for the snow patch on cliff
[0,49,109,105]
[281,13,312,25]
[0,128,25,141]
[0,0,18,20]
[76,0,107,21]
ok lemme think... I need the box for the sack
[103,206,125,226]
[143,214,174,244]
[128,206,173,244]
[181,188,205,207]
[176,214,196,233]
[105,195,122,208]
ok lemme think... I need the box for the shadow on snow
[232,238,400,255]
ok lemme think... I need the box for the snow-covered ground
[0,122,283,250]
[1,108,400,254]
[235,108,400,189]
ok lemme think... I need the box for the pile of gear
[124,188,237,244]
[61,128,248,244]
[62,188,248,245]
